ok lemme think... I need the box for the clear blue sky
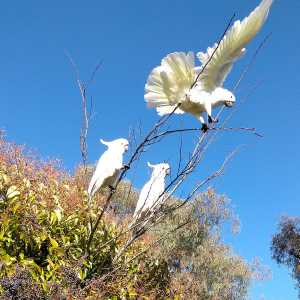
[1,1,299,299]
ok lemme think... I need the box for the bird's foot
[208,116,219,124]
[122,164,130,171]
[201,123,209,132]
[108,185,116,192]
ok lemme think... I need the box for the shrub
[0,135,252,299]
[0,136,170,298]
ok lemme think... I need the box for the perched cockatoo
[87,138,129,200]
[145,0,273,131]
[131,162,170,226]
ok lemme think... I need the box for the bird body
[145,0,273,128]
[88,138,129,200]
[132,162,170,224]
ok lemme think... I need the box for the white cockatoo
[87,138,129,200]
[132,162,170,225]
[145,0,273,131]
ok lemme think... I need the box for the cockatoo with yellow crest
[88,138,129,201]
[145,0,273,131]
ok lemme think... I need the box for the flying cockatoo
[131,162,170,226]
[145,0,273,131]
[87,138,129,200]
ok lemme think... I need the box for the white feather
[197,0,273,91]
[88,138,129,200]
[156,105,185,116]
[144,0,273,124]
[145,52,195,113]
[132,162,170,224]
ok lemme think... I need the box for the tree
[0,6,270,297]
[151,189,250,299]
[271,217,300,297]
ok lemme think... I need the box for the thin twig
[200,35,270,164]
[87,15,269,262]
[65,52,103,173]
[233,33,272,92]
[87,60,103,88]
[100,220,191,281]
[147,126,262,141]
[168,147,240,212]
[112,131,219,255]
[191,13,236,89]
[86,105,180,254]
[176,133,184,177]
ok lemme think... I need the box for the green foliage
[271,217,300,298]
[149,190,251,300]
[0,136,252,299]
[0,167,114,292]
[0,138,170,299]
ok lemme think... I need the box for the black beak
[225,101,234,108]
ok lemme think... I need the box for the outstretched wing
[197,0,273,92]
[145,52,196,115]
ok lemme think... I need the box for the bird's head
[117,139,129,152]
[212,88,236,108]
[100,138,129,152]
[147,162,170,177]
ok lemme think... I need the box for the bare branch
[66,52,103,176]
[86,14,269,263]
[147,126,262,141]
[169,147,241,212]
[64,50,80,80]
[87,60,103,88]
[233,33,272,92]
[191,13,236,89]
[65,51,89,170]
[176,133,184,177]
[86,105,180,254]
[101,220,191,281]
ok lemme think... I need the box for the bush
[0,137,170,298]
[0,135,252,299]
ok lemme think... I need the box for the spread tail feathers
[145,52,196,111]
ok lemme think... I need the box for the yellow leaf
[49,237,59,248]
[6,186,20,200]
[13,202,21,213]
[1,173,10,184]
